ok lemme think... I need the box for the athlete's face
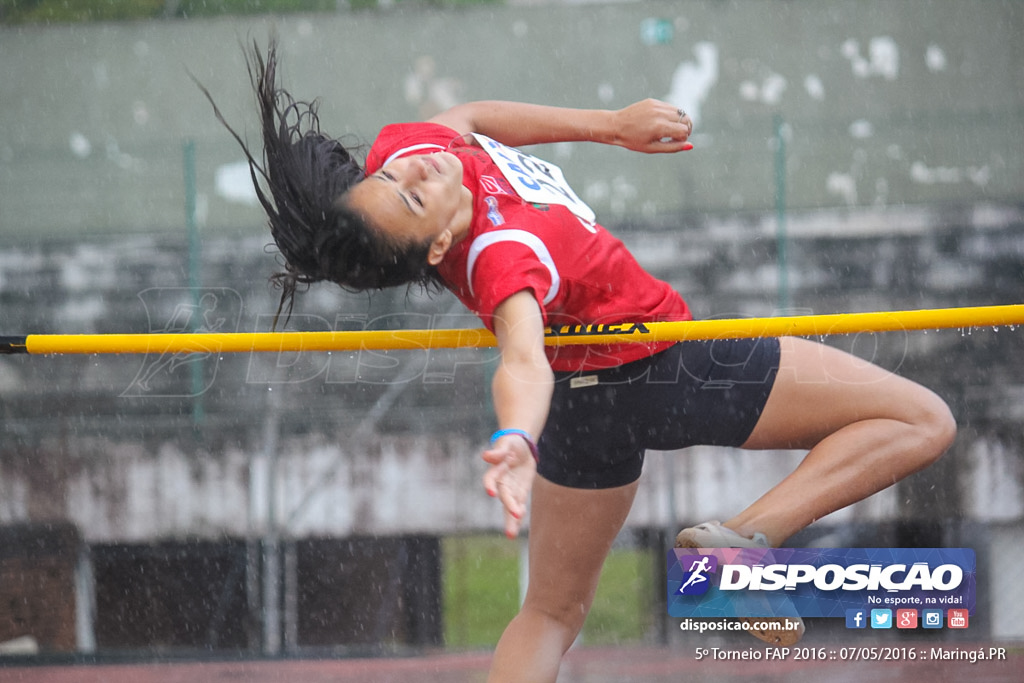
[346,151,472,265]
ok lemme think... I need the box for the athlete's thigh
[523,477,639,619]
[742,336,939,450]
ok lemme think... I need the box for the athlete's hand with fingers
[482,435,537,539]
[612,98,694,154]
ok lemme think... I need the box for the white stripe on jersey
[466,229,560,305]
[381,143,446,168]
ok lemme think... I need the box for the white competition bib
[472,133,596,223]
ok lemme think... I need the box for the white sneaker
[675,520,805,646]
[675,521,769,549]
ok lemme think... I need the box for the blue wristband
[490,429,540,463]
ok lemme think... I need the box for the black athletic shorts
[537,337,781,489]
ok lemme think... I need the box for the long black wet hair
[197,38,443,324]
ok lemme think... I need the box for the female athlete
[215,41,956,682]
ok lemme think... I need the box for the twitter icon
[870,609,893,629]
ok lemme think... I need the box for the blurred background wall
[1,0,1022,240]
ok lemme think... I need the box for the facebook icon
[846,609,867,629]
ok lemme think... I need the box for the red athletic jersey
[364,122,692,371]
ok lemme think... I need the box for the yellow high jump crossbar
[2,304,1022,356]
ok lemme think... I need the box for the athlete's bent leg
[487,477,639,683]
[728,336,956,546]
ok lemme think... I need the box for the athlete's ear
[427,229,453,266]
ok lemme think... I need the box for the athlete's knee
[927,396,957,457]
[520,593,590,647]
[909,388,957,464]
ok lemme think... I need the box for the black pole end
[0,336,29,354]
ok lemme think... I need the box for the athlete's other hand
[482,435,537,539]
[612,98,694,154]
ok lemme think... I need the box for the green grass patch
[443,534,521,649]
[581,546,652,646]
[442,534,652,649]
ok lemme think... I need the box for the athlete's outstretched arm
[482,290,554,539]
[428,99,693,154]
